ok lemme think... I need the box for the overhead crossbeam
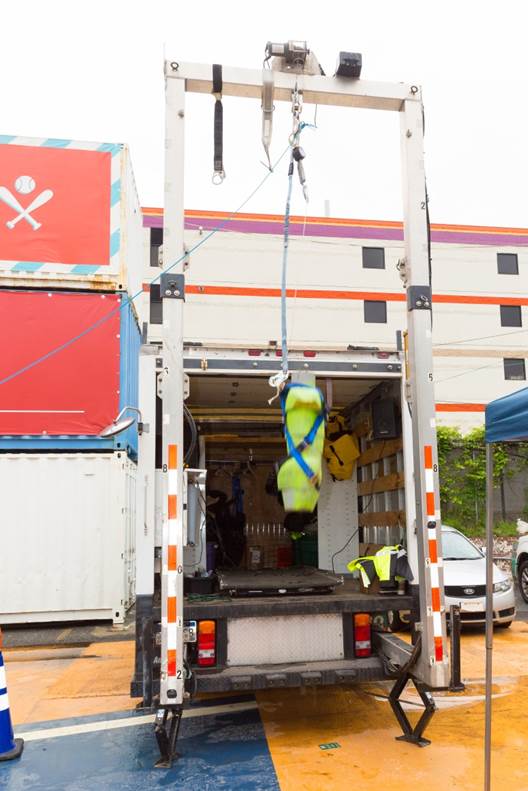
[166,61,419,112]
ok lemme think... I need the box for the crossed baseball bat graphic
[0,187,54,230]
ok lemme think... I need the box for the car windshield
[441,530,483,561]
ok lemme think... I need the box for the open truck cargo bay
[132,346,415,697]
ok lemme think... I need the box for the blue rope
[280,151,295,376]
[0,146,290,388]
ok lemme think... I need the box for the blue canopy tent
[483,387,528,791]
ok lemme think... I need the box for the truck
[124,45,451,766]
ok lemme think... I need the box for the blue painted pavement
[0,707,279,791]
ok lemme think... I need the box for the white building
[142,208,528,434]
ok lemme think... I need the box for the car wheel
[496,620,513,629]
[519,560,528,604]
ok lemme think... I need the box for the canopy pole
[484,442,494,791]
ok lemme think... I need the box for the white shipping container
[0,136,146,298]
[0,452,136,624]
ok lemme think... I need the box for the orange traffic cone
[0,631,23,761]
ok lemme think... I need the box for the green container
[294,536,318,567]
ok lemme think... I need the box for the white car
[442,525,515,628]
[514,533,528,603]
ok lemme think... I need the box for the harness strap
[280,385,325,487]
[212,64,224,183]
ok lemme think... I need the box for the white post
[400,96,449,688]
[160,72,186,706]
[135,347,157,597]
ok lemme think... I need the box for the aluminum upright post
[159,71,186,707]
[400,96,449,689]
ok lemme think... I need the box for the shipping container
[0,136,147,296]
[0,289,140,456]
[0,452,136,624]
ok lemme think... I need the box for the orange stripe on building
[167,649,177,677]
[424,445,433,469]
[142,207,528,236]
[168,545,177,571]
[168,495,177,520]
[429,540,438,564]
[167,596,177,623]
[431,588,441,612]
[168,445,177,470]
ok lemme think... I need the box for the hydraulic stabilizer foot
[389,673,437,747]
[386,634,437,747]
[154,706,183,768]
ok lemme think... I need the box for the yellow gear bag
[324,415,359,481]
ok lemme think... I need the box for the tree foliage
[436,425,528,529]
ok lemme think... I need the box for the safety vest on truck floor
[277,383,326,513]
[347,545,414,588]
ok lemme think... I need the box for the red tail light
[354,614,371,657]
[303,350,316,357]
[198,620,216,667]
[248,349,262,356]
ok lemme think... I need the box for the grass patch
[448,520,518,539]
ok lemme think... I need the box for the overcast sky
[2,1,526,227]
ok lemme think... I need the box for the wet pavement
[2,622,528,789]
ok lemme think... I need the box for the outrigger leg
[154,706,184,768]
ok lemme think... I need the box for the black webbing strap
[212,64,224,183]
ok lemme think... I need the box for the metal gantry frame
[159,57,450,715]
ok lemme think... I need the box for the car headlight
[493,580,513,593]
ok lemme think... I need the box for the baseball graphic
[14,175,36,195]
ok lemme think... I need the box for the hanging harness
[277,382,326,512]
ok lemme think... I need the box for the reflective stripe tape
[425,468,434,491]
[167,649,177,677]
[167,597,177,623]
[429,539,438,564]
[168,545,177,570]
[424,444,444,662]
[168,495,177,520]
[0,692,9,712]
[168,445,177,470]
[0,667,5,689]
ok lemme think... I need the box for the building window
[504,358,526,380]
[364,300,387,323]
[362,247,385,269]
[500,305,522,327]
[150,284,162,325]
[150,227,163,268]
[497,253,518,275]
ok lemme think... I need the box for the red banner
[0,291,120,435]
[0,145,111,266]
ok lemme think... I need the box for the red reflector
[248,349,262,356]
[377,352,390,359]
[198,620,216,667]
[354,613,371,658]
[275,350,282,356]
[434,636,444,661]
[303,350,316,357]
